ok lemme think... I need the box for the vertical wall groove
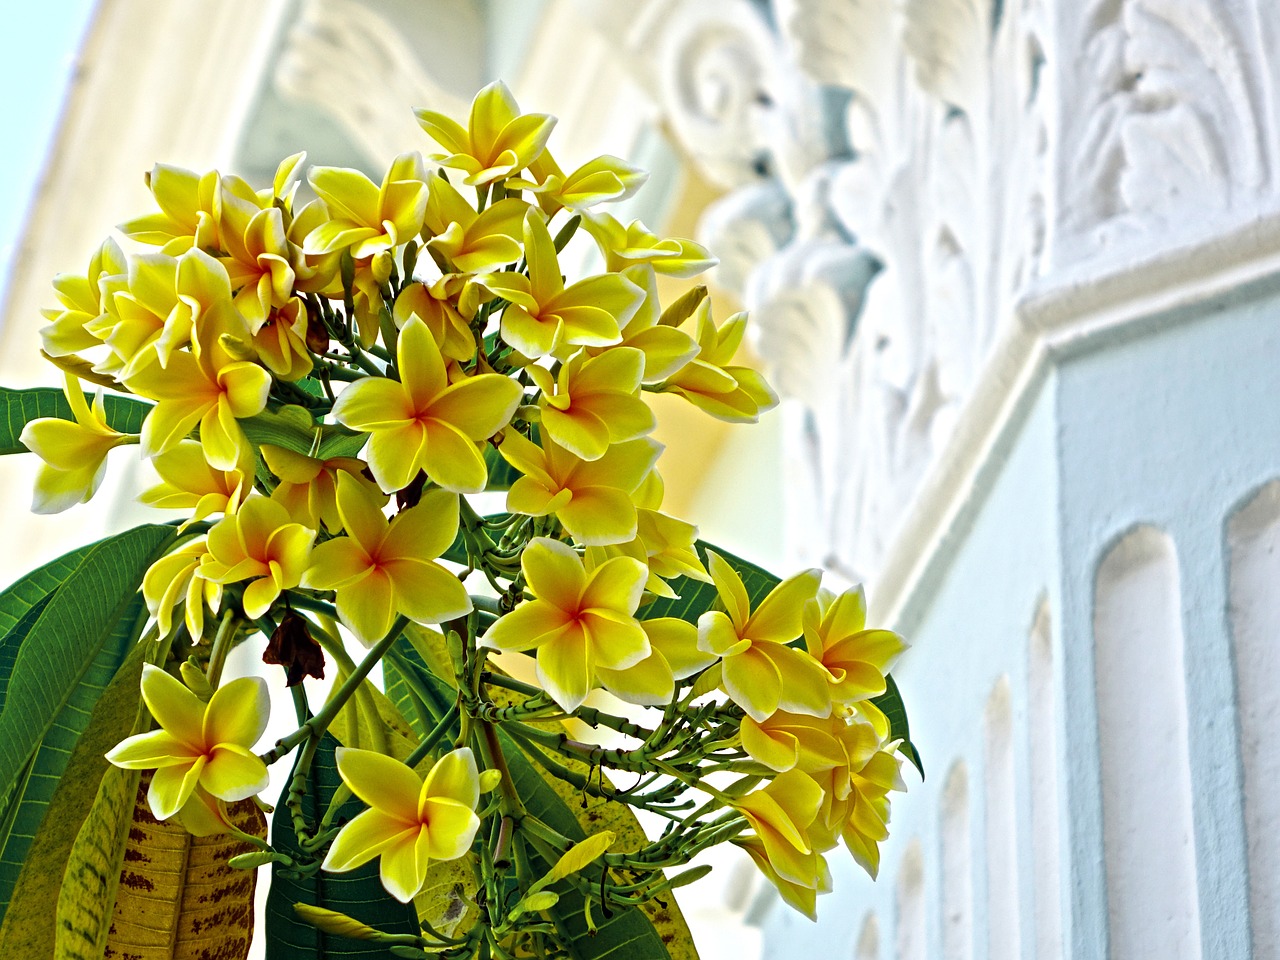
[896,841,925,960]
[1227,483,1280,960]
[855,913,879,960]
[984,678,1022,960]
[1029,600,1064,960]
[941,763,973,960]
[1094,527,1201,959]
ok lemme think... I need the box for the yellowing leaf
[101,773,267,960]
[532,831,615,893]
[0,641,148,956]
[54,766,141,960]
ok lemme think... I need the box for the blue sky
[0,2,97,305]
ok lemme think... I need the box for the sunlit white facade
[2,2,1277,958]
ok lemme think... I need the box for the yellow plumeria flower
[731,769,829,892]
[586,508,709,599]
[199,496,315,619]
[834,742,906,880]
[803,585,907,705]
[736,834,833,922]
[586,265,699,383]
[499,431,661,546]
[21,374,133,514]
[262,444,383,533]
[117,163,222,254]
[393,280,476,363]
[88,246,234,377]
[250,299,313,381]
[740,710,850,774]
[596,617,716,707]
[654,300,778,423]
[39,237,126,358]
[581,211,717,278]
[106,664,270,821]
[218,188,298,330]
[481,538,650,712]
[123,301,271,471]
[415,80,555,186]
[143,538,220,640]
[302,478,470,645]
[138,439,251,525]
[423,176,528,273]
[510,149,648,215]
[697,552,829,723]
[529,347,654,461]
[302,153,429,260]
[323,746,481,903]
[483,209,644,359]
[332,315,522,493]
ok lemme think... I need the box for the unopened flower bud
[293,902,380,940]
[228,849,289,870]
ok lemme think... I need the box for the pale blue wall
[758,278,1280,958]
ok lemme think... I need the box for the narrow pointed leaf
[0,594,147,922]
[265,734,420,958]
[0,524,176,812]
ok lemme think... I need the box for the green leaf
[0,539,100,639]
[0,386,151,455]
[870,674,924,778]
[265,734,420,959]
[385,644,681,960]
[640,541,924,778]
[0,633,149,946]
[0,524,176,818]
[241,404,367,460]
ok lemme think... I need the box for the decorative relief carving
[684,0,1049,579]
[1056,0,1275,261]
[274,0,469,164]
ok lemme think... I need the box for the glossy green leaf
[265,734,420,959]
[870,674,924,778]
[0,633,148,944]
[241,404,367,460]
[0,539,99,639]
[0,524,176,818]
[0,386,151,456]
[385,643,679,960]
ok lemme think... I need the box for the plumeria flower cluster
[22,81,914,954]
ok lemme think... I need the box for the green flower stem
[260,614,410,765]
[478,718,526,819]
[481,672,655,739]
[311,358,363,381]
[470,594,504,618]
[205,607,239,686]
[403,700,461,769]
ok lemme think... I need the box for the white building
[2,2,1276,958]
